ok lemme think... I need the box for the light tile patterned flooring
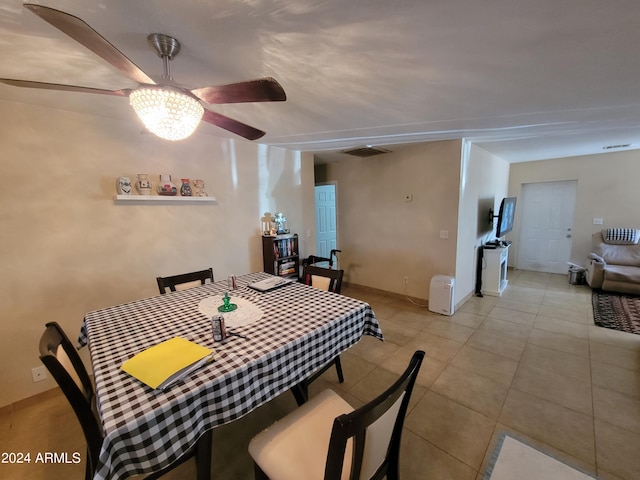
[3,270,640,479]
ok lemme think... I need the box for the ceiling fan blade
[191,77,286,104]
[202,110,266,140]
[24,3,154,85]
[0,78,130,96]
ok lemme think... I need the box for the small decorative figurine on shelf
[135,174,152,195]
[180,179,192,196]
[274,212,290,234]
[217,292,238,312]
[192,179,208,197]
[157,174,177,196]
[116,176,132,195]
[261,212,275,235]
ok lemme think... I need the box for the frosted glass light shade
[129,86,204,141]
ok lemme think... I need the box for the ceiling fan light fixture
[129,86,204,141]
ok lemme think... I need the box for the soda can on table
[212,314,227,342]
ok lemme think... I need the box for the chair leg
[334,356,344,383]
[291,383,308,406]
[292,355,344,406]
[386,463,400,480]
[84,456,92,480]
[195,430,213,480]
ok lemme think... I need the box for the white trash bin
[429,275,455,316]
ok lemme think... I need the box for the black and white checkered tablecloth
[78,272,382,480]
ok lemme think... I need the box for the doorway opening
[314,183,338,268]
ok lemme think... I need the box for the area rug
[484,434,597,479]
[592,289,640,335]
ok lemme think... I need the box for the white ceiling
[1,0,639,163]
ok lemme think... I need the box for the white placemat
[198,295,263,328]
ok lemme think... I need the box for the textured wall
[508,150,640,269]
[0,99,315,406]
[325,141,462,300]
[456,143,510,303]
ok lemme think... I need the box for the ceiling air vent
[342,145,391,157]
[603,144,631,150]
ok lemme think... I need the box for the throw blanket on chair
[604,228,640,245]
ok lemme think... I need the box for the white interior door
[314,184,337,262]
[517,180,577,274]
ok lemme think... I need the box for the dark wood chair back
[39,322,210,480]
[156,268,214,294]
[325,350,425,480]
[252,351,424,479]
[302,265,344,294]
[39,322,102,479]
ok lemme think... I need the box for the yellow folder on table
[121,337,214,390]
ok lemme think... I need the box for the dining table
[78,271,383,480]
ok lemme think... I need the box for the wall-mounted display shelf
[114,195,216,203]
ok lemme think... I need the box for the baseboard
[0,386,63,417]
[455,290,473,311]
[344,281,473,313]
[343,281,428,304]
[1,373,96,415]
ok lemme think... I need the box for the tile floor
[3,270,640,479]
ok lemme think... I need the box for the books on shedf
[121,337,214,390]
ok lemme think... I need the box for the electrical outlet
[403,276,409,286]
[31,366,47,383]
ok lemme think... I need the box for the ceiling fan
[0,3,286,141]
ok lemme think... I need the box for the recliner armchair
[586,229,640,295]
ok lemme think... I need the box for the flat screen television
[496,196,517,238]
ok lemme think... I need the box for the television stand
[482,245,509,296]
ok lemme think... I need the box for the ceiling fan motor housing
[148,33,181,60]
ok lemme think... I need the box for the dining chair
[39,321,211,480]
[156,267,214,294]
[301,264,344,294]
[249,350,425,480]
[291,265,346,405]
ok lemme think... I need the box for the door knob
[566,234,572,238]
